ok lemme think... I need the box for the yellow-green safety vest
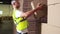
[12,9,29,31]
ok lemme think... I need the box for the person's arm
[21,4,43,19]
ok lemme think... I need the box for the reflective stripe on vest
[12,9,29,31]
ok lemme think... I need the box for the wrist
[37,6,42,10]
[36,5,43,10]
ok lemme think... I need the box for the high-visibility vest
[12,9,29,31]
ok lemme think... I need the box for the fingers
[37,3,41,6]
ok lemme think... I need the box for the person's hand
[36,3,43,9]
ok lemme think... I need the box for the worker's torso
[12,9,29,31]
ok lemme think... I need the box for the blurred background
[0,0,13,34]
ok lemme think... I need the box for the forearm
[25,6,42,18]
